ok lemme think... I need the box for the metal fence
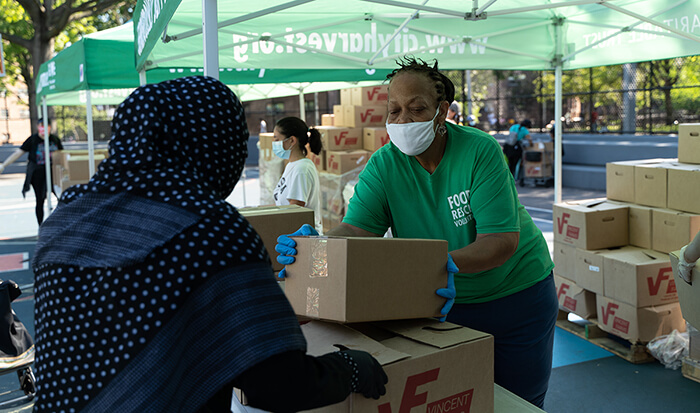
[447,56,700,134]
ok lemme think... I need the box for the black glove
[336,350,388,400]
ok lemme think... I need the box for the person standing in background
[272,117,324,234]
[260,118,268,133]
[0,119,62,225]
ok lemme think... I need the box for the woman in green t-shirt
[277,57,558,410]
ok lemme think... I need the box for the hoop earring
[436,124,447,136]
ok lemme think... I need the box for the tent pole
[466,70,473,117]
[554,64,563,205]
[202,0,220,79]
[86,91,95,178]
[139,69,147,86]
[299,89,306,122]
[554,18,563,205]
[42,98,53,216]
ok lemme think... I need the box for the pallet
[556,311,656,364]
[681,357,700,384]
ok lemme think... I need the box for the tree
[0,0,134,133]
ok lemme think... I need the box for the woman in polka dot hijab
[32,76,386,412]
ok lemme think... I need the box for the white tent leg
[42,98,52,216]
[86,92,95,178]
[202,0,220,79]
[139,69,147,86]
[466,70,472,118]
[554,20,563,205]
[298,90,305,121]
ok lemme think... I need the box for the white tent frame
[142,0,700,203]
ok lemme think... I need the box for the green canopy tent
[34,21,391,211]
[133,0,700,203]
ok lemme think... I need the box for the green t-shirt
[344,123,554,304]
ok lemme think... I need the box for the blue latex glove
[435,253,458,322]
[275,224,319,279]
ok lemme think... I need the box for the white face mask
[386,106,440,156]
[272,139,292,159]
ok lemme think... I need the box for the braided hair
[386,56,455,106]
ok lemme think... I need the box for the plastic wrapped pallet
[257,141,284,205]
[318,164,365,231]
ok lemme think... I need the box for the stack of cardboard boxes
[257,132,285,205]
[523,142,554,178]
[551,125,700,344]
[52,149,109,194]
[313,85,392,231]
[233,223,496,412]
[667,123,700,381]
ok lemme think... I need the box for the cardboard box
[363,127,391,152]
[321,114,334,126]
[326,150,369,175]
[343,105,388,128]
[606,161,636,203]
[652,209,700,254]
[316,126,363,151]
[670,250,700,330]
[634,162,671,208]
[340,88,353,106]
[629,204,653,249]
[64,155,105,181]
[258,132,275,161]
[351,85,389,106]
[239,205,315,272]
[235,384,536,413]
[553,242,577,281]
[554,274,597,319]
[575,247,624,294]
[307,149,326,172]
[595,294,685,343]
[667,163,700,214]
[605,159,676,203]
[678,123,700,164]
[602,247,677,307]
[300,319,494,413]
[284,236,448,322]
[553,199,629,250]
[523,161,552,178]
[332,105,345,127]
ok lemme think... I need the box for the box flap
[372,319,491,349]
[301,321,410,366]
[239,205,310,216]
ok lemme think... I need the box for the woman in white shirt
[272,117,324,234]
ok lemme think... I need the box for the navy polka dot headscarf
[62,76,248,212]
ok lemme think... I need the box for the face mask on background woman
[272,138,293,159]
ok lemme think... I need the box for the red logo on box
[327,155,338,171]
[360,109,383,123]
[378,368,440,413]
[426,389,474,413]
[647,267,673,296]
[556,213,570,234]
[563,296,577,312]
[566,225,580,239]
[334,131,358,146]
[613,316,629,334]
[601,302,619,324]
[366,86,388,102]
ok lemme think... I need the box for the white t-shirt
[273,158,323,234]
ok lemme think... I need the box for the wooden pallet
[681,357,700,384]
[556,311,656,364]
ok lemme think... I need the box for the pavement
[0,168,603,411]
